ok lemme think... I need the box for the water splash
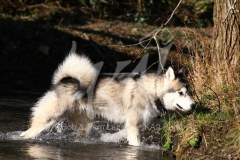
[141,143,162,150]
[0,118,162,150]
[100,129,127,144]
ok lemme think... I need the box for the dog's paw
[20,131,32,139]
[128,139,141,146]
[20,131,26,137]
[19,129,38,139]
[128,137,141,146]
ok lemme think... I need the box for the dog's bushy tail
[52,52,97,89]
[20,53,97,139]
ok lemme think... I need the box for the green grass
[158,105,238,159]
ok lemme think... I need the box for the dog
[20,52,195,146]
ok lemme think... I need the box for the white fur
[53,52,97,87]
[166,67,175,82]
[162,87,194,112]
[21,53,195,147]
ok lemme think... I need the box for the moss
[189,137,200,148]
[163,133,173,151]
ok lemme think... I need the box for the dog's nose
[190,104,196,110]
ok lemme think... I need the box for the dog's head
[160,67,195,113]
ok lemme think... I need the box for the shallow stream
[0,94,170,160]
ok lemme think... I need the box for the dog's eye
[178,92,183,96]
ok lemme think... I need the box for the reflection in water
[27,143,162,160]
[27,145,62,160]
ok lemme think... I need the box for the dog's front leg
[66,109,94,137]
[125,120,140,146]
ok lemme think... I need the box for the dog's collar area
[154,98,167,119]
[155,99,166,109]
[157,89,176,108]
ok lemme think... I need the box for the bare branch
[154,0,183,36]
[152,0,183,71]
[111,0,183,72]
[223,0,239,23]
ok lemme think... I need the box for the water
[0,94,170,160]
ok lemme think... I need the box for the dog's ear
[178,66,187,77]
[166,67,175,82]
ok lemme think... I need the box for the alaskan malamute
[20,52,195,146]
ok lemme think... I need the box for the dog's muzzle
[190,103,196,110]
[176,103,196,113]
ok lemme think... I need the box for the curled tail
[20,52,97,139]
[53,52,97,89]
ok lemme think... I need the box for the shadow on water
[0,95,174,160]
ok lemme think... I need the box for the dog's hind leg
[66,108,94,137]
[20,90,66,139]
[20,85,77,139]
[20,76,84,139]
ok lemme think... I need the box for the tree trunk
[212,0,240,65]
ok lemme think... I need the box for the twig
[154,0,183,36]
[202,133,208,147]
[111,0,183,72]
[223,0,239,23]
[141,61,159,74]
[137,0,183,72]
[133,38,154,63]
[26,3,51,9]
[152,0,183,71]
[203,85,221,112]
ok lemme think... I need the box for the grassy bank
[160,27,240,159]
[0,5,239,159]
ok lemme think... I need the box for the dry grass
[171,27,239,112]
[175,120,201,160]
[168,27,240,158]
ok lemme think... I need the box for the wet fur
[20,53,195,146]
